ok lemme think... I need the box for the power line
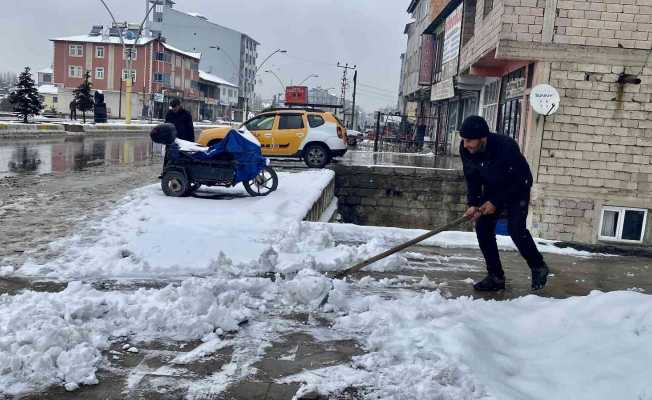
[358,87,397,97]
[285,54,338,68]
[356,89,398,100]
[358,82,397,94]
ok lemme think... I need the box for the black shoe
[531,263,550,290]
[473,274,506,292]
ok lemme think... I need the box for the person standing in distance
[165,98,195,142]
[459,115,549,291]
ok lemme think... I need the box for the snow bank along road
[1,169,651,399]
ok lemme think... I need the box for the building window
[68,65,83,78]
[497,68,525,140]
[95,46,104,58]
[462,0,477,46]
[153,73,170,85]
[95,67,105,80]
[432,30,445,83]
[481,80,500,131]
[69,44,83,57]
[155,52,171,62]
[153,11,163,23]
[484,0,494,17]
[53,96,58,103]
[599,207,648,243]
[124,48,137,60]
[122,69,136,82]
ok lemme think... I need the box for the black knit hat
[459,115,490,139]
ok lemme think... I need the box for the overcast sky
[0,0,409,111]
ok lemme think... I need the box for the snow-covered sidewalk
[2,169,651,399]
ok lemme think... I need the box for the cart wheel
[244,166,278,197]
[161,170,189,197]
[187,182,201,194]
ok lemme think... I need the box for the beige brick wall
[554,0,652,49]
[531,61,652,244]
[500,0,546,42]
[530,197,596,242]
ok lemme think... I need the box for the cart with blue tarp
[150,123,278,197]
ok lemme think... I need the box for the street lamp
[246,49,287,121]
[264,70,286,92]
[208,45,238,83]
[298,74,319,85]
[99,0,157,124]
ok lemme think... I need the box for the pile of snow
[320,222,596,257]
[285,288,652,399]
[0,278,256,394]
[0,268,338,395]
[17,171,335,279]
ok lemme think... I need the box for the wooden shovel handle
[332,216,468,280]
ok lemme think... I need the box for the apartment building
[146,0,258,120]
[50,26,201,119]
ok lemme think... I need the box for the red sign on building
[285,86,308,104]
[418,34,435,86]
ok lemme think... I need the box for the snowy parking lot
[1,169,652,399]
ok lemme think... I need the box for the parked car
[197,108,348,168]
[346,129,364,146]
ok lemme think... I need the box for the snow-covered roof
[162,43,201,60]
[50,34,200,60]
[187,12,208,20]
[38,67,53,74]
[50,34,156,46]
[199,70,237,88]
[38,84,59,95]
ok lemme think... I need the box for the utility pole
[351,70,357,130]
[337,62,356,127]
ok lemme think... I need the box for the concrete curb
[0,122,234,139]
[0,123,66,139]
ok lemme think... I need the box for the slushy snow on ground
[284,288,652,400]
[3,170,648,399]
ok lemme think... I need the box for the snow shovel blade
[318,216,468,308]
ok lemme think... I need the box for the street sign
[530,84,560,116]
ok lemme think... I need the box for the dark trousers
[475,196,544,278]
[70,110,77,120]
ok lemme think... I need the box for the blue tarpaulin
[189,129,267,183]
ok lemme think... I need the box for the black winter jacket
[459,133,533,208]
[165,108,195,142]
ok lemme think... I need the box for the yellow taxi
[198,109,348,168]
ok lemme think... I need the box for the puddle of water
[0,136,162,178]
[341,150,461,169]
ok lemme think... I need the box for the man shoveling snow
[460,115,549,292]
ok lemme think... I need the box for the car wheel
[303,143,330,168]
[244,166,278,197]
[161,170,189,197]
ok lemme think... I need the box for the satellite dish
[530,84,560,116]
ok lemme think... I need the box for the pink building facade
[50,34,201,119]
